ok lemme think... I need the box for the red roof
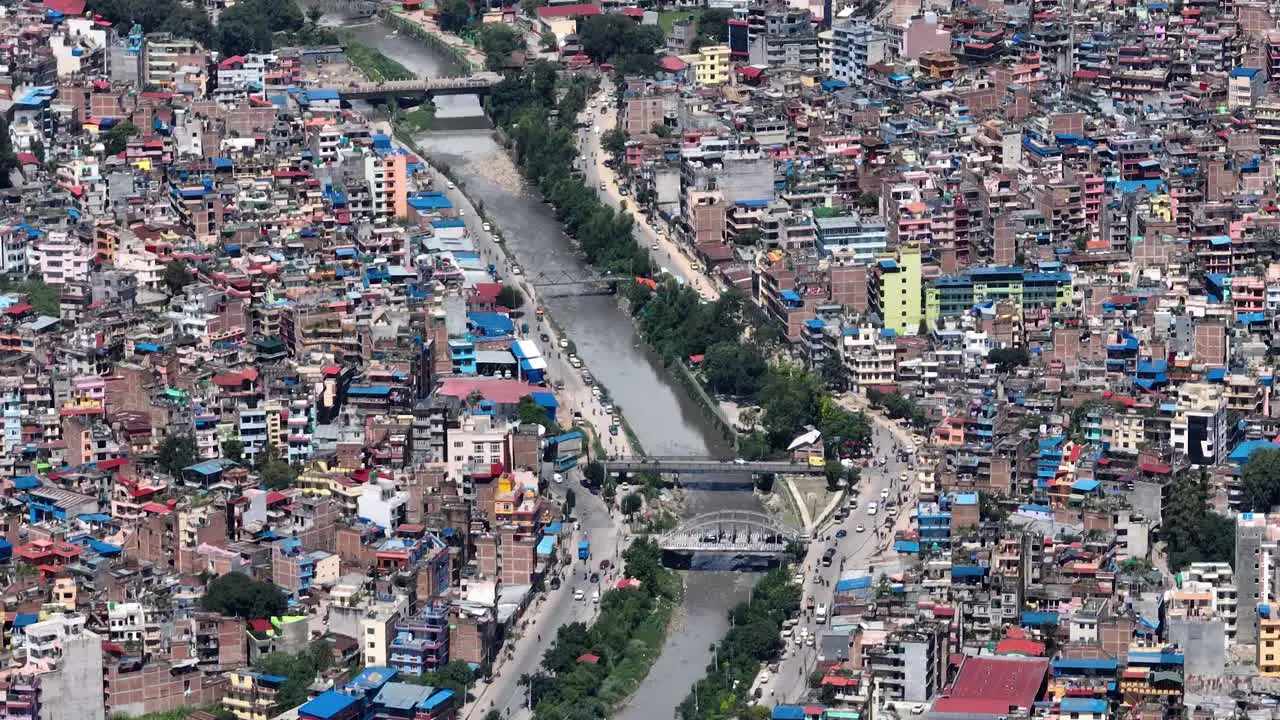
[737,66,763,79]
[212,368,259,387]
[248,619,274,633]
[5,302,33,316]
[660,55,688,72]
[44,0,86,14]
[437,378,542,405]
[995,638,1046,656]
[266,491,288,504]
[141,502,172,515]
[537,3,600,17]
[17,152,37,166]
[577,653,600,664]
[218,55,247,70]
[621,6,644,16]
[933,657,1050,716]
[473,282,502,303]
[1139,462,1172,475]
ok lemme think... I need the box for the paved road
[768,416,921,706]
[577,91,721,300]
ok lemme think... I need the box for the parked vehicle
[578,541,590,560]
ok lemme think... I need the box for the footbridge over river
[338,72,502,101]
[659,510,800,553]
[603,455,825,476]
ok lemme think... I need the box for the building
[868,244,923,336]
[693,45,731,85]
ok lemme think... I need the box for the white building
[33,230,93,286]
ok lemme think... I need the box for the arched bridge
[660,510,800,553]
[604,456,825,476]
[339,73,503,101]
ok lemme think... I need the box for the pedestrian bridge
[603,456,824,476]
[339,73,503,101]
[659,510,800,553]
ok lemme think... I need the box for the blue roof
[950,492,978,505]
[1231,67,1261,78]
[301,691,359,720]
[530,391,558,409]
[11,476,40,490]
[431,219,467,229]
[1060,699,1107,714]
[1127,651,1183,665]
[951,565,988,577]
[306,88,340,101]
[184,459,230,476]
[894,540,920,553]
[536,535,556,555]
[805,319,824,330]
[1053,657,1117,672]
[1231,439,1280,464]
[1072,479,1101,492]
[1021,611,1059,626]
[409,192,453,211]
[1206,368,1227,381]
[13,613,38,628]
[348,386,392,397]
[836,576,872,592]
[422,690,454,711]
[78,513,113,523]
[780,289,803,302]
[773,706,806,720]
[469,313,516,337]
[736,199,770,208]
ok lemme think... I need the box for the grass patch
[398,106,436,132]
[658,10,696,36]
[596,599,673,706]
[344,37,416,81]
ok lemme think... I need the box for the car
[650,243,659,251]
[867,507,878,517]
[900,472,909,482]
[888,507,899,517]
[552,472,564,484]
[589,572,600,583]
[880,488,890,499]
[559,337,570,348]
[511,265,522,275]
[592,590,600,604]
[593,126,600,133]
[482,222,492,232]
[805,635,815,647]
[540,333,551,343]
[734,458,748,465]
[446,181,455,189]
[792,573,804,585]
[599,182,607,190]
[855,525,866,533]
[600,559,612,570]
[459,208,466,216]
[573,588,585,601]
[835,529,847,538]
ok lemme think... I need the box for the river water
[324,16,760,718]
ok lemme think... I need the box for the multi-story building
[868,244,923,336]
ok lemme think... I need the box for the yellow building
[694,45,731,86]
[223,670,287,720]
[1262,617,1280,676]
[869,243,923,336]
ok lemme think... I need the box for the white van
[815,603,828,624]
[592,590,600,604]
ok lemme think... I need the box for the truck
[578,540,590,560]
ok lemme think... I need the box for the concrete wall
[42,632,106,720]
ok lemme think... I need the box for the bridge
[527,269,618,298]
[339,73,503,101]
[659,510,800,553]
[603,455,825,476]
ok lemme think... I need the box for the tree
[824,460,844,491]
[564,488,576,515]
[163,260,195,295]
[202,571,288,618]
[691,8,732,48]
[0,119,17,189]
[102,120,140,156]
[30,139,44,165]
[0,278,59,316]
[260,457,297,490]
[583,460,605,487]
[600,128,630,164]
[755,472,775,493]
[516,395,557,433]
[478,23,525,70]
[760,365,823,449]
[435,0,471,32]
[305,5,323,26]
[702,341,766,398]
[520,0,545,17]
[1242,448,1280,512]
[221,439,244,463]
[540,30,559,53]
[988,347,1031,372]
[819,353,847,392]
[577,14,663,73]
[621,492,642,518]
[1163,469,1235,570]
[496,284,525,310]
[156,433,197,476]
[733,227,762,246]
[856,192,879,212]
[978,492,1007,522]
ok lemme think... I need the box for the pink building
[899,13,951,60]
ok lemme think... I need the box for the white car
[792,573,804,584]
[734,458,747,465]
[881,488,890,499]
[511,265,522,275]
[650,243,659,251]
[553,472,564,483]
[573,588,585,601]
[446,181,455,189]
[483,222,492,232]
[867,502,878,516]
[855,524,866,533]
[559,338,570,348]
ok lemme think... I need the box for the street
[769,414,921,706]
[577,88,721,300]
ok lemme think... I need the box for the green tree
[621,492,642,518]
[583,460,605,486]
[824,460,844,491]
[1163,469,1235,570]
[478,23,525,70]
[540,30,559,53]
[260,458,297,490]
[564,488,576,515]
[519,0,545,16]
[1242,448,1280,512]
[577,14,663,73]
[30,139,44,165]
[759,365,823,449]
[202,571,288,618]
[988,347,1031,372]
[857,192,879,211]
[435,0,471,32]
[103,120,140,156]
[702,341,766,398]
[156,433,197,476]
[305,5,323,25]
[0,279,59,316]
[691,8,732,48]
[496,284,525,310]
[819,353,847,391]
[163,260,195,295]
[733,227,762,246]
[978,492,1007,522]
[601,128,630,164]
[516,395,557,433]
[221,439,244,463]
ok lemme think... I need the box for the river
[323,15,761,718]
